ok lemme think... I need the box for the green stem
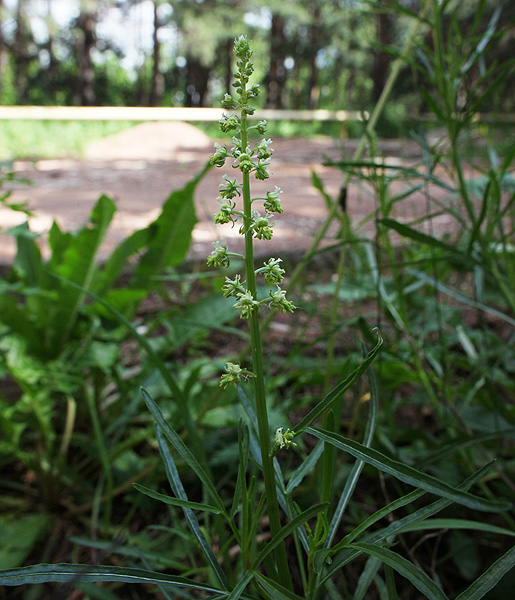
[240,113,293,591]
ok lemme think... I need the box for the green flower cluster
[207,35,295,318]
[207,35,296,386]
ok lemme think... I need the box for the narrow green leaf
[308,428,511,513]
[251,503,328,570]
[232,420,250,519]
[254,572,306,600]
[141,388,225,514]
[408,270,515,328]
[326,368,379,547]
[384,564,399,600]
[378,218,463,256]
[353,555,382,600]
[155,426,231,591]
[394,519,515,538]
[294,330,382,435]
[0,564,221,592]
[455,545,515,600]
[133,483,221,514]
[321,464,496,583]
[285,442,324,495]
[350,543,449,600]
[226,571,254,600]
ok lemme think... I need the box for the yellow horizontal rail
[0,105,368,122]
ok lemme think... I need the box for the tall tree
[371,0,395,103]
[74,0,98,105]
[149,0,164,106]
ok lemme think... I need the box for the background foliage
[0,1,514,599]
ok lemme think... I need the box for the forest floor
[1,121,448,264]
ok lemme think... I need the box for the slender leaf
[455,545,515,600]
[308,428,511,512]
[353,555,382,600]
[321,463,496,583]
[226,571,254,600]
[141,388,225,514]
[133,484,221,514]
[350,543,449,600]
[326,368,379,547]
[254,572,306,600]
[394,519,515,538]
[155,426,231,591]
[285,442,324,495]
[251,503,328,570]
[0,564,222,592]
[294,330,382,435]
[378,218,465,257]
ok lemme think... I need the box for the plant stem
[240,113,293,591]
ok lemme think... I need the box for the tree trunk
[307,5,322,110]
[75,6,96,106]
[14,0,27,102]
[371,3,394,103]
[150,1,164,106]
[185,57,210,107]
[265,13,286,109]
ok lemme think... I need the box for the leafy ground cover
[0,2,514,599]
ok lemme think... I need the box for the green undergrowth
[0,120,136,161]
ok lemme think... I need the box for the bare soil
[1,121,446,265]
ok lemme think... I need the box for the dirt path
[1,122,433,265]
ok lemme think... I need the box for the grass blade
[155,426,231,591]
[0,564,222,592]
[133,484,222,514]
[285,442,324,495]
[294,330,382,435]
[394,519,515,538]
[251,503,328,571]
[350,543,449,600]
[455,545,515,600]
[326,368,379,547]
[254,572,306,600]
[141,388,225,514]
[308,428,511,513]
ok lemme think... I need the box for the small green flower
[251,213,274,240]
[222,274,245,298]
[247,84,260,98]
[256,120,268,134]
[262,258,285,285]
[207,241,230,268]
[219,362,255,388]
[256,138,273,160]
[210,143,228,167]
[220,114,240,133]
[234,35,253,61]
[234,289,259,319]
[221,93,237,109]
[264,186,284,213]
[219,175,242,200]
[237,153,254,173]
[275,427,297,450]
[254,160,270,181]
[269,288,296,313]
[213,198,236,225]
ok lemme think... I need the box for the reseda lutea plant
[207,34,296,589]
